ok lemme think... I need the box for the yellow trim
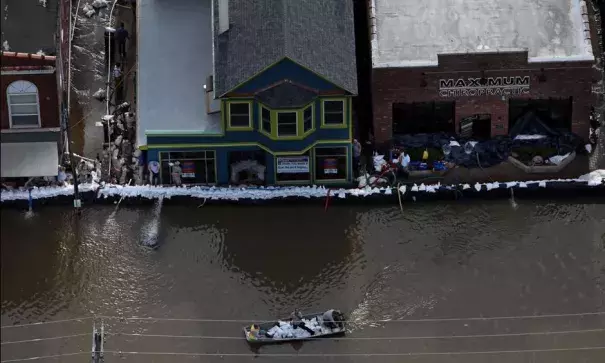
[147,140,350,156]
[320,98,347,129]
[273,152,312,185]
[221,58,285,97]
[139,145,148,151]
[145,131,224,137]
[226,100,253,131]
[348,98,353,141]
[312,145,350,183]
[257,101,315,141]
[158,150,218,185]
[275,109,300,139]
[259,105,272,137]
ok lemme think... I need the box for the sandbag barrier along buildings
[369,0,598,149]
[1,170,604,209]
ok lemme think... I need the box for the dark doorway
[392,101,456,135]
[459,114,492,140]
[508,98,573,132]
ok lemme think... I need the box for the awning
[1,142,59,178]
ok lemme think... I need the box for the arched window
[6,80,41,128]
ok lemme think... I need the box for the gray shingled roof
[213,0,357,97]
[255,82,318,109]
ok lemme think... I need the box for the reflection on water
[2,199,605,361]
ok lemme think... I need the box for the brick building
[369,0,598,148]
[0,0,70,179]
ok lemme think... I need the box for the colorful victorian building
[138,0,357,185]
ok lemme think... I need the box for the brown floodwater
[2,199,605,362]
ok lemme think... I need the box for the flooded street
[2,200,605,362]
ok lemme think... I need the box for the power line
[3,311,604,329]
[1,333,89,345]
[110,328,605,341]
[0,352,87,363]
[0,317,91,329]
[2,347,604,362]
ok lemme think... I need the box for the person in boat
[290,310,315,336]
[322,309,344,329]
[249,324,260,340]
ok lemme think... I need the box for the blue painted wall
[147,143,352,185]
[147,97,352,152]
[230,58,341,94]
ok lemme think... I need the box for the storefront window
[392,102,455,135]
[275,152,311,182]
[314,147,347,181]
[159,151,216,185]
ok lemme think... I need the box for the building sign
[181,161,196,178]
[276,156,309,174]
[323,158,338,174]
[439,76,530,97]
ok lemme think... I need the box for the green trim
[226,100,254,131]
[139,145,148,151]
[257,101,315,141]
[145,130,223,137]
[284,57,355,95]
[259,105,272,136]
[222,57,353,97]
[311,145,350,183]
[146,140,350,156]
[320,97,348,129]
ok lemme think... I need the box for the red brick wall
[1,73,60,129]
[371,51,597,147]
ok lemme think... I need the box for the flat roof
[0,0,58,54]
[137,0,221,147]
[370,0,595,68]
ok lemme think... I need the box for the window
[303,106,313,133]
[322,99,345,126]
[277,111,298,137]
[159,151,216,185]
[228,102,251,128]
[392,101,455,135]
[7,80,41,128]
[314,147,348,181]
[261,106,271,134]
[276,152,311,183]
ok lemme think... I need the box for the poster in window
[277,156,309,174]
[323,158,338,174]
[181,161,196,178]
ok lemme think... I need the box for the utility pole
[62,90,81,211]
[91,321,105,363]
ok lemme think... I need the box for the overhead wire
[109,328,605,341]
[3,346,603,362]
[3,311,604,329]
[1,333,89,345]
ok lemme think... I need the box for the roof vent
[218,0,229,34]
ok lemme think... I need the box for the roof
[0,0,58,54]
[370,0,595,68]
[255,81,318,109]
[213,0,358,96]
[137,0,221,147]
